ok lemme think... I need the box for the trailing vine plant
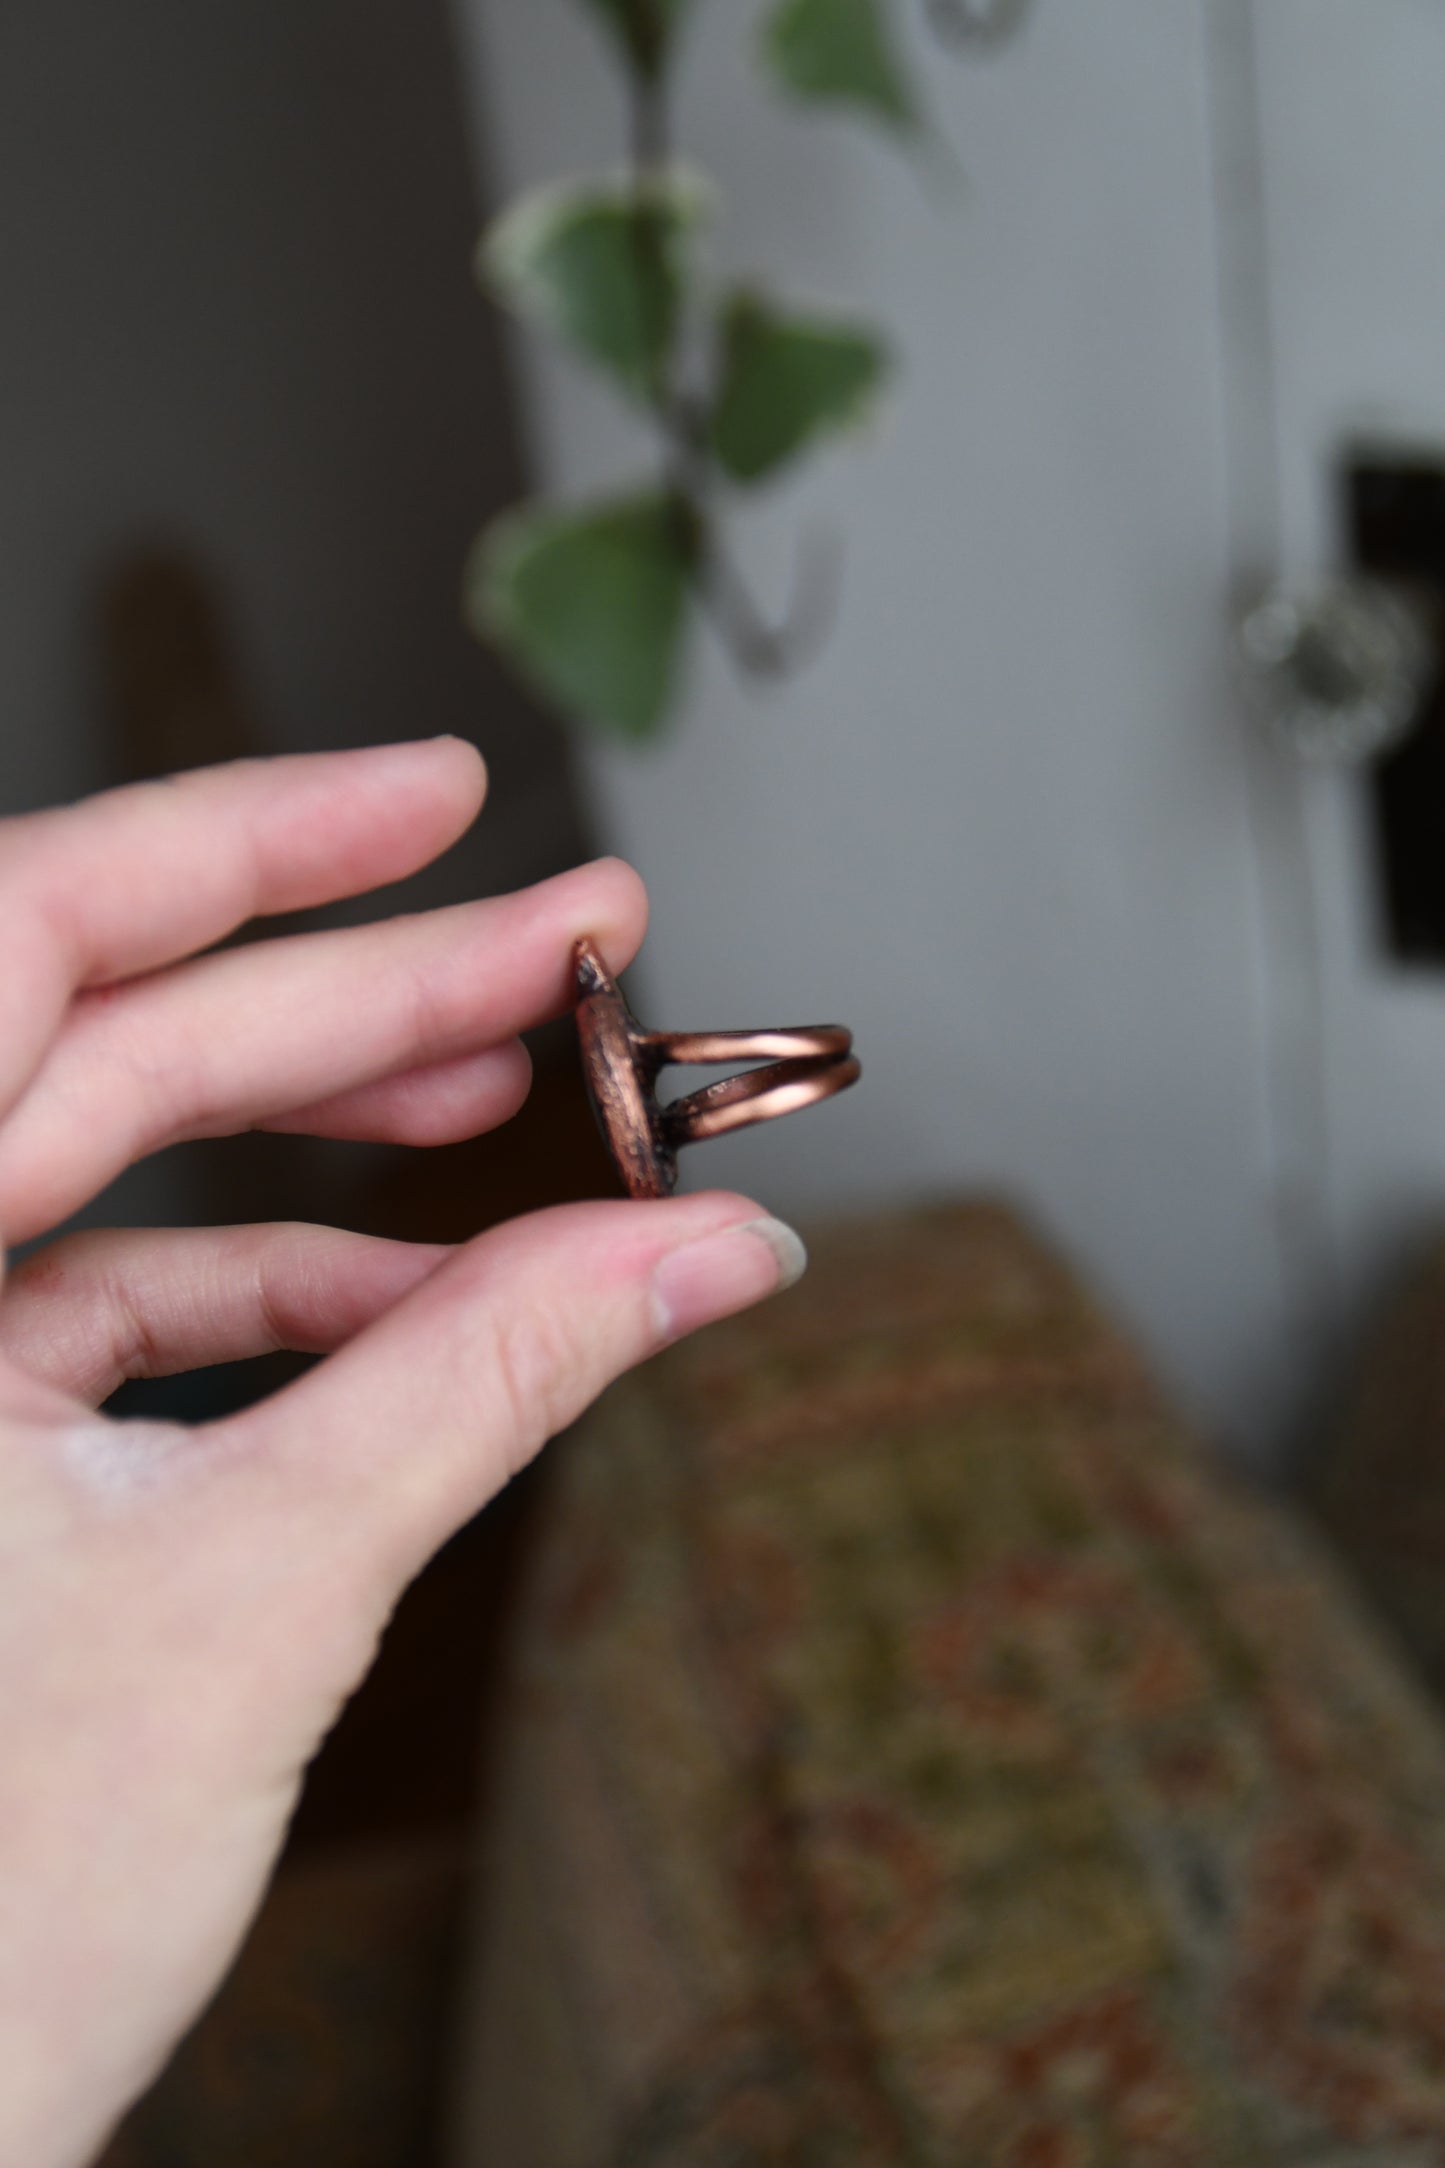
[466,0,1032,742]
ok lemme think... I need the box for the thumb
[223,1192,805,1590]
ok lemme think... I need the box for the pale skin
[0,738,801,2167]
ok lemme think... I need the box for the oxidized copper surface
[574,938,860,1200]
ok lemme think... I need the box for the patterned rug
[459,1202,1445,2166]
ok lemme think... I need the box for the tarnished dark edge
[573,938,859,1200]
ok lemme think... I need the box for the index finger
[0,738,486,1123]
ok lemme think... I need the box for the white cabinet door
[1237,2,1445,1393]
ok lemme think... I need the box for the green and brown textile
[458,1203,1445,2167]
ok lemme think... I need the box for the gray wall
[0,0,579,897]
[0,0,586,1244]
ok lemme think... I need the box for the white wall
[456,0,1300,1457]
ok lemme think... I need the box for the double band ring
[574,938,861,1200]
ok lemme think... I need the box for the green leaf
[578,0,691,79]
[711,289,890,483]
[466,493,696,741]
[760,0,917,130]
[480,172,708,403]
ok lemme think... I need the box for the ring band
[574,938,860,1200]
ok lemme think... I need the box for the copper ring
[574,938,861,1200]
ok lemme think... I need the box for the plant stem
[627,54,670,175]
[624,39,837,683]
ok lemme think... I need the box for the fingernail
[651,1217,808,1344]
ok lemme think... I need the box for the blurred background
[15,0,1445,2160]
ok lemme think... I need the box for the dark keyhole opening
[1347,455,1445,963]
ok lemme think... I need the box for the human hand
[0,740,801,2167]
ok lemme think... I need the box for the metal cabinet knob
[1234,576,1435,765]
[926,0,1033,48]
